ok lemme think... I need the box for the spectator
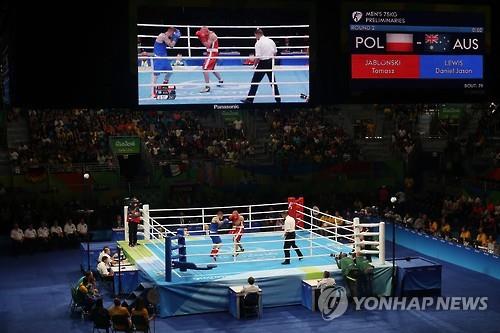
[75,271,98,294]
[317,270,336,293]
[440,220,451,239]
[77,277,98,311]
[320,210,335,236]
[476,228,488,247]
[233,118,244,138]
[10,224,24,255]
[459,226,472,245]
[413,214,425,231]
[487,236,496,253]
[90,299,111,333]
[131,298,152,330]
[108,298,131,331]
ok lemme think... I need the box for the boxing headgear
[196,29,209,43]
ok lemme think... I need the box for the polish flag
[386,33,413,52]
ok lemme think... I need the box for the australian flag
[424,33,451,52]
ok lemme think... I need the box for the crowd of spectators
[145,112,254,163]
[384,194,499,253]
[9,109,257,172]
[265,109,358,164]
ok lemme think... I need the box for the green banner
[439,105,463,120]
[110,136,141,154]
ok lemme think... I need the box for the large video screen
[137,6,310,107]
[345,2,491,99]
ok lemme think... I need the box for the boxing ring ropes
[123,201,385,282]
[137,23,309,102]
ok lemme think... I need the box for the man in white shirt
[37,222,50,248]
[10,224,24,255]
[51,221,64,247]
[242,28,281,104]
[240,276,260,296]
[24,224,38,253]
[317,271,336,293]
[97,256,114,278]
[98,246,116,265]
[281,211,303,264]
[76,218,88,240]
[64,219,77,246]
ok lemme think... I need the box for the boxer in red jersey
[229,210,245,256]
[196,26,224,93]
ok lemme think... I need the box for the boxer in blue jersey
[152,26,181,98]
[207,210,227,261]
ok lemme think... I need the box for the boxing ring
[137,23,309,104]
[118,199,393,317]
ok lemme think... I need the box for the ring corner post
[177,228,187,272]
[124,206,129,242]
[165,236,172,282]
[142,204,150,240]
[353,217,361,254]
[379,221,386,265]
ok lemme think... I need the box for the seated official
[10,224,24,255]
[76,218,88,241]
[239,276,260,296]
[97,256,114,288]
[98,246,116,264]
[109,298,131,330]
[317,271,336,293]
[64,219,77,245]
[239,276,260,316]
[50,221,64,246]
[37,222,50,249]
[90,298,111,333]
[24,224,38,254]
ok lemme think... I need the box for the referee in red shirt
[128,198,141,247]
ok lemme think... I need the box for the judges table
[395,257,442,296]
[80,241,118,271]
[301,279,320,311]
[111,264,139,295]
[228,286,262,319]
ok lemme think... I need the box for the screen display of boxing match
[137,7,310,106]
[348,4,489,95]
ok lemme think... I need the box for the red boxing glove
[196,30,209,44]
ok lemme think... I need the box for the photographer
[127,197,142,247]
[334,251,374,298]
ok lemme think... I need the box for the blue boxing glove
[171,29,181,43]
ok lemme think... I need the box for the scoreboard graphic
[348,7,488,94]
